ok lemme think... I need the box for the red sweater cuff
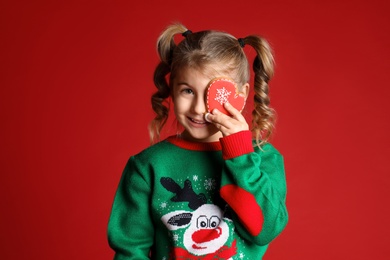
[220,131,254,160]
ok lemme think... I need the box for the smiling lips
[188,117,207,126]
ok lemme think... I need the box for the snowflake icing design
[160,202,167,209]
[214,87,231,105]
[204,178,216,190]
[239,252,245,259]
[173,234,179,242]
[193,175,198,181]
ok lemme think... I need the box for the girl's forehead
[173,67,211,85]
[175,64,237,83]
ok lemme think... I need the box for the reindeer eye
[209,216,221,228]
[197,216,208,228]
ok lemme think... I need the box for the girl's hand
[205,102,249,137]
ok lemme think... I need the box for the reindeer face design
[162,204,230,256]
[160,177,234,257]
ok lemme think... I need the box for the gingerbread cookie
[206,78,246,116]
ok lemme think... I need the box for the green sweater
[108,131,288,259]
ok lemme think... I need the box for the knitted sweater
[108,131,288,260]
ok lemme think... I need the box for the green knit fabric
[108,132,288,259]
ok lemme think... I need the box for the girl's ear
[241,83,250,99]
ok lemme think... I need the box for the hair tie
[238,38,245,48]
[182,30,192,37]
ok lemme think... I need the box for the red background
[1,0,389,259]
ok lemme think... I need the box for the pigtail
[244,35,276,146]
[149,23,188,144]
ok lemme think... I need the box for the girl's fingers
[223,102,238,116]
[205,112,212,123]
[209,109,231,125]
[205,107,249,136]
[223,102,245,122]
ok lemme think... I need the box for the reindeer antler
[160,177,207,210]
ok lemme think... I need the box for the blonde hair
[149,23,275,146]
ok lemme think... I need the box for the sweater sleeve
[219,131,288,246]
[107,156,154,259]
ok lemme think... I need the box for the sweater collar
[166,135,222,151]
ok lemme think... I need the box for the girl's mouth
[188,117,207,125]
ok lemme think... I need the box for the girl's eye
[181,88,194,95]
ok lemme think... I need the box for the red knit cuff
[220,131,254,160]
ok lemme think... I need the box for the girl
[108,23,288,259]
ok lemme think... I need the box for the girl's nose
[192,95,206,114]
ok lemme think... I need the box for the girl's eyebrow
[176,82,192,87]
